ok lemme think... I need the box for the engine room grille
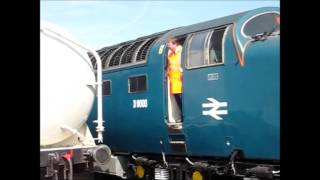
[101,48,117,69]
[136,37,158,62]
[88,52,97,70]
[120,40,144,65]
[108,44,130,67]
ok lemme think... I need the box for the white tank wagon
[40,21,110,180]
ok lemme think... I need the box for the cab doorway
[165,36,186,129]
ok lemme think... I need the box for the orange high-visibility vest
[167,45,183,94]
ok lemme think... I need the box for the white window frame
[240,11,280,39]
[185,25,230,70]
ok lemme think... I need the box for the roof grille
[101,48,117,68]
[136,37,158,62]
[88,52,97,70]
[120,40,144,65]
[109,44,130,67]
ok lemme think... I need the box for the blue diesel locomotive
[88,7,280,180]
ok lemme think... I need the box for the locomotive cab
[164,25,228,131]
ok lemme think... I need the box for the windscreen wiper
[251,27,280,42]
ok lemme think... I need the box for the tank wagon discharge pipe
[40,28,104,143]
[62,150,74,180]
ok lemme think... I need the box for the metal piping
[60,124,94,144]
[185,157,194,165]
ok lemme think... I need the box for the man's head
[167,37,180,52]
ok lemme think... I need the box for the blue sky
[41,1,279,50]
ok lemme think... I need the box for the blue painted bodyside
[89,43,171,154]
[88,7,280,161]
[182,27,279,160]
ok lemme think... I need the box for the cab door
[182,26,231,156]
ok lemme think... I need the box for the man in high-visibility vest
[167,37,183,115]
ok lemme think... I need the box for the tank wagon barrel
[40,21,111,179]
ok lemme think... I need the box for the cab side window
[186,27,227,69]
[186,31,210,68]
[208,28,226,64]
